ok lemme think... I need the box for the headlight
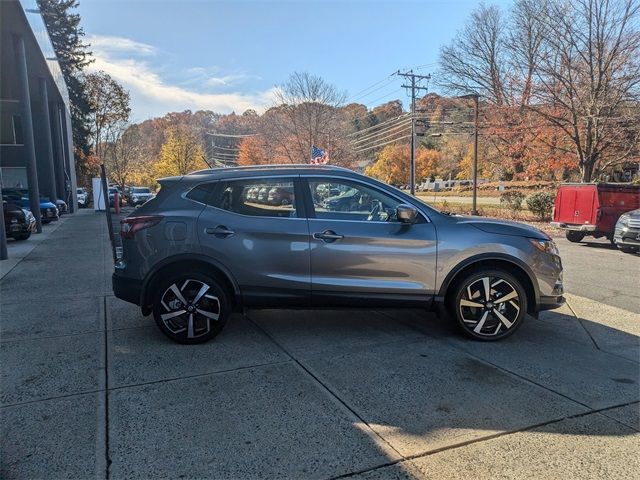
[530,238,559,256]
[617,215,629,227]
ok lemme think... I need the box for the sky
[78,0,511,121]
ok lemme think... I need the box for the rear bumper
[551,222,596,232]
[112,272,142,306]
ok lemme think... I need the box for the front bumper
[7,221,33,235]
[112,272,142,306]
[537,294,565,311]
[614,226,640,247]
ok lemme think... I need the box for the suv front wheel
[152,272,230,344]
[451,269,528,341]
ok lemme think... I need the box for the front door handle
[313,230,344,243]
[205,225,235,237]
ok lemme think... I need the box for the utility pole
[398,70,430,195]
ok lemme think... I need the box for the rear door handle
[313,230,344,242]
[205,225,235,237]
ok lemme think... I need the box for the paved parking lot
[1,211,638,479]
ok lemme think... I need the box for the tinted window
[213,178,297,218]
[133,187,150,193]
[308,178,402,222]
[186,183,215,204]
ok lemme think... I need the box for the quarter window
[307,178,403,222]
[212,178,298,218]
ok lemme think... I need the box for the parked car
[113,165,564,344]
[128,187,154,206]
[77,188,89,208]
[2,199,36,240]
[614,208,640,254]
[53,198,68,216]
[2,189,59,223]
[267,186,294,206]
[551,183,640,243]
[108,187,124,207]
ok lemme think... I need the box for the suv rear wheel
[451,269,528,341]
[152,272,230,344]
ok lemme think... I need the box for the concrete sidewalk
[1,210,638,479]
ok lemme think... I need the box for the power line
[346,76,399,104]
[346,112,412,137]
[354,134,412,153]
[350,119,413,146]
[205,132,259,138]
[353,126,412,150]
[345,72,397,103]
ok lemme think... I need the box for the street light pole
[457,93,480,215]
[471,94,479,216]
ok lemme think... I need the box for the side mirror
[396,204,418,224]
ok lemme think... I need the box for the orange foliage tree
[365,144,443,185]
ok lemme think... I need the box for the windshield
[133,188,150,193]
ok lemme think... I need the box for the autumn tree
[103,124,143,190]
[236,136,270,166]
[85,71,130,161]
[365,145,443,185]
[439,0,640,182]
[270,72,353,165]
[38,0,94,182]
[530,0,640,181]
[156,126,208,177]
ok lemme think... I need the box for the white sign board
[92,177,106,211]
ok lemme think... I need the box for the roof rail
[187,164,353,175]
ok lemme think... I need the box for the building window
[0,113,23,145]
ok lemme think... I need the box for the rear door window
[211,178,299,218]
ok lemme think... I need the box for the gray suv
[113,165,564,343]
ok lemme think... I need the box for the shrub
[500,191,526,217]
[526,192,556,221]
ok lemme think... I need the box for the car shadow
[103,299,640,478]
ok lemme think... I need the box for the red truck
[552,183,640,243]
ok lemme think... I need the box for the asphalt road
[553,234,640,313]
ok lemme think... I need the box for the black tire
[450,269,528,341]
[152,271,231,344]
[565,231,585,243]
[619,246,638,254]
[12,232,31,241]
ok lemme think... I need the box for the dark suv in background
[113,165,564,344]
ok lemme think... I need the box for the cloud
[88,35,156,56]
[181,67,261,88]
[87,36,274,120]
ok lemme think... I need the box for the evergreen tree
[37,0,94,180]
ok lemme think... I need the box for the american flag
[310,145,329,165]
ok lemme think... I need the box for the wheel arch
[140,254,240,315]
[438,254,539,314]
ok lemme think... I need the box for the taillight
[120,215,162,239]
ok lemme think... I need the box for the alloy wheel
[159,279,221,339]
[458,276,521,337]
